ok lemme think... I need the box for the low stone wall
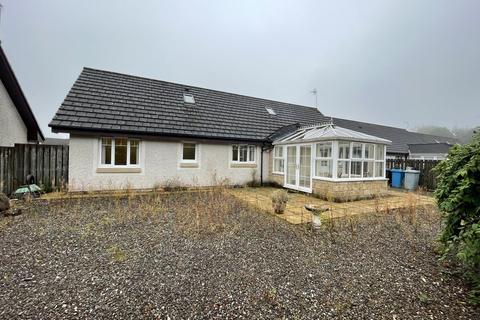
[270,173,284,186]
[312,179,388,202]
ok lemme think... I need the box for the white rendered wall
[0,80,28,147]
[68,135,265,191]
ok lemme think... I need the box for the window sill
[179,162,199,168]
[96,167,142,173]
[272,171,284,175]
[230,163,257,168]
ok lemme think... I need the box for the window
[338,142,350,159]
[183,93,195,103]
[335,142,386,179]
[374,161,384,177]
[249,146,255,162]
[364,143,375,159]
[375,145,385,160]
[232,146,238,161]
[352,142,362,159]
[101,138,112,165]
[115,138,128,165]
[337,142,350,178]
[315,142,333,178]
[100,138,140,167]
[337,160,350,178]
[374,145,385,177]
[363,161,374,178]
[182,143,197,162]
[265,107,276,115]
[232,145,256,163]
[351,161,362,178]
[130,140,139,165]
[273,146,284,173]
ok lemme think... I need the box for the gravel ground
[0,191,478,319]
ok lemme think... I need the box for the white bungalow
[48,68,438,199]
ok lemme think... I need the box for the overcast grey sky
[2,0,479,137]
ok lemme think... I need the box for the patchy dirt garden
[0,190,478,319]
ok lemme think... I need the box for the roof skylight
[183,93,195,104]
[265,107,276,115]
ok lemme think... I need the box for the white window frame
[181,142,198,163]
[272,146,284,173]
[313,141,333,178]
[98,137,141,168]
[306,141,386,181]
[373,144,386,178]
[231,145,256,163]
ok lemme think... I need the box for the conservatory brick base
[312,179,388,202]
[270,173,284,186]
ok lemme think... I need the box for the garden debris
[11,184,42,200]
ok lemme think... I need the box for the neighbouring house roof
[274,122,392,145]
[408,142,453,154]
[0,45,44,142]
[49,68,325,142]
[330,117,458,154]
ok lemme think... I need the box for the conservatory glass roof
[274,122,392,145]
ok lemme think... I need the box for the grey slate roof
[50,68,325,142]
[408,143,453,154]
[331,117,458,154]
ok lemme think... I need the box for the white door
[284,145,312,193]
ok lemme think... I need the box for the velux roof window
[265,107,276,115]
[183,93,195,103]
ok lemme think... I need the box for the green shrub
[434,132,480,303]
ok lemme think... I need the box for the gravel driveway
[0,191,478,319]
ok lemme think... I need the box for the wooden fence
[386,158,441,191]
[0,144,69,195]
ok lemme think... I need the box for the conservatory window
[374,145,385,177]
[315,142,333,178]
[374,162,384,177]
[337,142,350,178]
[352,142,363,159]
[338,142,350,159]
[232,145,256,163]
[364,143,375,159]
[334,142,385,179]
[351,161,362,178]
[375,145,385,160]
[273,146,284,173]
[363,161,374,178]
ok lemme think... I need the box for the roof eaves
[48,124,267,144]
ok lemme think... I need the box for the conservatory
[270,123,392,202]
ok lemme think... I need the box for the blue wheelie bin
[391,169,405,188]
